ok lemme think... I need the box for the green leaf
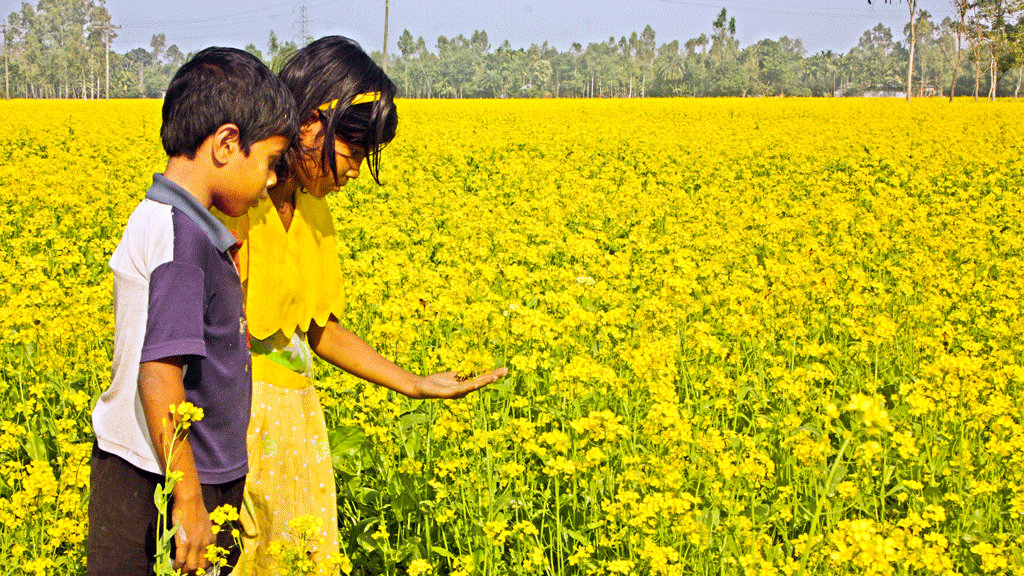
[752,504,771,524]
[487,381,513,394]
[431,546,457,560]
[828,464,849,493]
[160,523,179,545]
[353,486,379,506]
[23,431,48,462]
[329,425,367,453]
[351,517,381,552]
[329,425,367,472]
[356,531,379,553]
[701,507,722,529]
[397,537,422,562]
[400,412,429,428]
[923,485,943,504]
[563,528,590,545]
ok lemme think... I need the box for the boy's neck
[163,155,214,210]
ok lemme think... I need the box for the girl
[219,36,507,575]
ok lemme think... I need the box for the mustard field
[1,98,1023,576]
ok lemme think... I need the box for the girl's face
[297,118,366,198]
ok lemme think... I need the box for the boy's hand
[414,367,508,399]
[172,493,215,574]
[139,358,215,574]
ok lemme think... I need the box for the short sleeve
[140,260,207,362]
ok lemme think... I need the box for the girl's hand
[413,367,508,399]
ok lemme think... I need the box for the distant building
[833,83,908,98]
[862,91,907,98]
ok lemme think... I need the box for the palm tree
[531,59,552,94]
[657,50,685,94]
[476,66,501,98]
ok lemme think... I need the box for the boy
[88,47,297,576]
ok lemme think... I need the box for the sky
[10,0,959,56]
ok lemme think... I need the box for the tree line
[3,0,1023,100]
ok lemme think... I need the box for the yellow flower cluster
[268,514,353,575]
[169,401,204,430]
[2,98,1024,575]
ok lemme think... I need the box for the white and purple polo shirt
[92,173,252,484]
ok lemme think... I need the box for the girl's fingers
[464,368,508,391]
[468,367,507,381]
[421,367,507,398]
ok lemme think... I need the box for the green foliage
[4,1,1023,100]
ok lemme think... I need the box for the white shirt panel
[92,199,175,475]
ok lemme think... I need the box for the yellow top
[216,192,345,341]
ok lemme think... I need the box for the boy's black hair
[278,36,398,185]
[161,47,299,158]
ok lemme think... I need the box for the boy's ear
[211,123,242,165]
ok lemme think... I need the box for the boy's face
[214,135,290,217]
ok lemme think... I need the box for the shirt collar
[145,173,238,253]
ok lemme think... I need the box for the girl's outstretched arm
[307,315,507,399]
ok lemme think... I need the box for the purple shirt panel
[140,207,251,484]
[141,261,206,362]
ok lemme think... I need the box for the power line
[117,0,295,28]
[651,0,914,19]
[162,31,265,42]
[114,0,339,42]
[120,14,287,33]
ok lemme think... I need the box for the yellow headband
[317,92,382,111]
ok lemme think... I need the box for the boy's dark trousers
[87,443,244,576]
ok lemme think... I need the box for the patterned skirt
[231,355,339,576]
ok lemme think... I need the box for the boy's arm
[138,357,214,575]
[307,315,507,399]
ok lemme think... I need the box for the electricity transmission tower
[297,0,309,44]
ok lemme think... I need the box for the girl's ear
[211,123,241,166]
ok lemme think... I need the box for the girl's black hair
[278,36,398,186]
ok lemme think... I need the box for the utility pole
[1,24,11,100]
[382,0,390,72]
[90,22,119,100]
[104,25,119,100]
[904,0,918,102]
